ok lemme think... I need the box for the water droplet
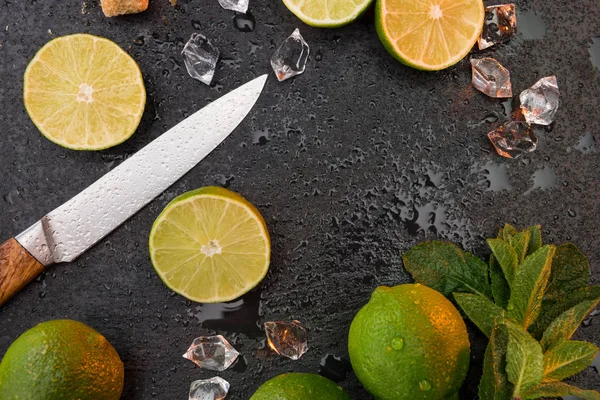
[507,304,514,311]
[419,380,432,391]
[391,337,404,350]
[567,209,577,217]
[233,12,255,32]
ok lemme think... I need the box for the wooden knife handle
[0,238,44,306]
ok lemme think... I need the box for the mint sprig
[403,224,600,399]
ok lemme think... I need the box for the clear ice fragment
[478,4,517,50]
[488,121,538,159]
[218,0,248,13]
[189,377,230,400]
[470,58,512,98]
[264,320,308,360]
[270,29,309,82]
[183,335,239,371]
[519,76,559,126]
[182,33,219,85]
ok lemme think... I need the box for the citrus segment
[149,187,270,303]
[376,0,485,70]
[24,34,145,150]
[283,0,374,28]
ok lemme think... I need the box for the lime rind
[149,187,271,303]
[23,33,145,151]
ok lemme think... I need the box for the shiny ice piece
[189,377,230,400]
[264,320,308,360]
[519,76,559,126]
[218,0,248,13]
[270,29,310,82]
[478,4,517,50]
[182,33,220,85]
[470,58,513,98]
[488,121,538,159]
[183,335,239,371]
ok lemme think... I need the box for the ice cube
[270,29,309,82]
[189,377,230,400]
[218,0,248,13]
[519,76,559,126]
[183,335,239,371]
[478,4,517,50]
[182,33,219,85]
[264,320,308,360]
[488,121,538,159]
[470,58,512,98]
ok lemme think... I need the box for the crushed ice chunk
[270,29,309,82]
[470,58,513,98]
[189,377,230,400]
[218,0,248,13]
[182,33,219,85]
[519,76,559,126]
[183,335,239,371]
[488,121,538,159]
[478,4,517,50]
[264,320,308,360]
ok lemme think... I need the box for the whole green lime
[348,284,470,400]
[0,320,124,400]
[250,373,350,400]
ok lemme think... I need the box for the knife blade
[0,74,268,305]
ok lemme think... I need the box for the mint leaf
[499,224,519,241]
[402,241,492,298]
[507,245,555,329]
[490,255,510,308]
[505,321,544,396]
[531,286,600,338]
[487,239,519,285]
[510,230,531,263]
[542,339,599,381]
[525,226,542,255]
[478,323,513,400]
[540,298,600,350]
[454,292,505,337]
[522,382,600,400]
[545,243,590,301]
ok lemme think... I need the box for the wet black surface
[1,0,599,399]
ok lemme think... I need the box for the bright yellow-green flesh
[283,0,375,27]
[250,373,351,400]
[23,34,146,150]
[149,186,271,303]
[348,284,471,399]
[0,320,124,400]
[376,0,484,70]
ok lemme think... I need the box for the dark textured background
[0,0,599,398]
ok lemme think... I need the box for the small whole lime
[348,284,470,400]
[0,320,124,400]
[250,373,350,400]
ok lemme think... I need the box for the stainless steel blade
[16,74,268,266]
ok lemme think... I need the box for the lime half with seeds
[149,187,271,303]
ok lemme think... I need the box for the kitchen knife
[0,74,268,306]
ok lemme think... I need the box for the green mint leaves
[403,224,600,399]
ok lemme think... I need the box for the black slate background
[1,0,599,398]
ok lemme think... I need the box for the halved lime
[149,187,271,303]
[283,0,374,28]
[23,34,146,150]
[376,0,485,71]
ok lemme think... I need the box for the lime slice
[376,0,485,71]
[149,187,271,303]
[23,34,145,150]
[283,0,374,28]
